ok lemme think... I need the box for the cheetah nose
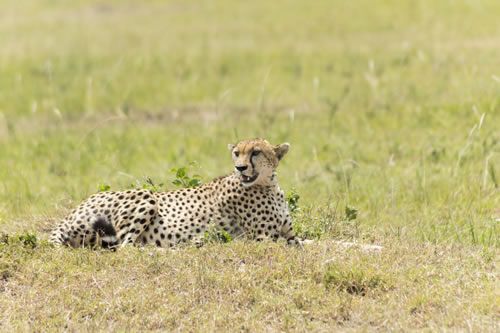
[235,165,248,172]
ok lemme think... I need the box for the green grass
[0,0,499,331]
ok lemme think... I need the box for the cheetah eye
[234,151,239,157]
[252,150,261,157]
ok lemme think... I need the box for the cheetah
[49,138,303,248]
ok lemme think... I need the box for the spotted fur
[49,138,302,248]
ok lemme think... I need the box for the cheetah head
[228,138,290,187]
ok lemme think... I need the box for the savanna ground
[0,0,499,331]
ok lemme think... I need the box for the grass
[0,238,497,331]
[0,0,499,331]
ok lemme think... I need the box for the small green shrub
[17,232,38,249]
[203,227,233,244]
[96,163,203,195]
[286,188,300,215]
[171,163,202,188]
[0,232,38,249]
[97,183,111,192]
[129,177,164,192]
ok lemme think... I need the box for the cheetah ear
[274,143,290,160]
[227,144,235,152]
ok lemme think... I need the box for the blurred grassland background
[0,0,498,243]
[0,0,499,331]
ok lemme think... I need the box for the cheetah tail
[92,217,118,250]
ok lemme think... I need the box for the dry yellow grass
[0,239,497,332]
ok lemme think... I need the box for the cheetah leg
[255,235,273,242]
[49,219,70,246]
[191,236,206,248]
[279,215,312,246]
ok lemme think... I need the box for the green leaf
[176,167,186,178]
[188,179,201,188]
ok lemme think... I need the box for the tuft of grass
[324,262,391,296]
[345,205,358,221]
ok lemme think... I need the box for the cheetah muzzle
[240,172,259,185]
[49,138,304,249]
